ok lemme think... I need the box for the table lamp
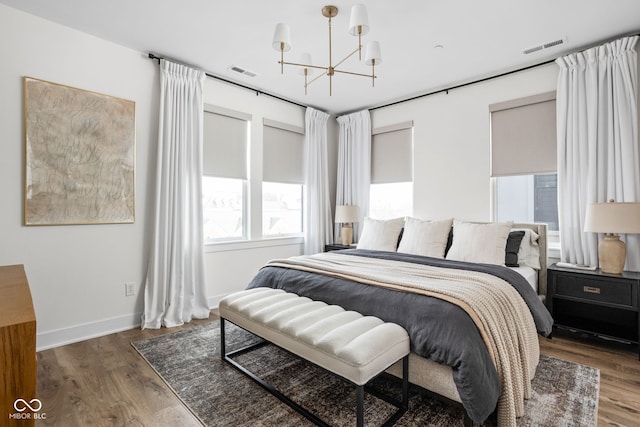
[584,200,640,274]
[335,205,360,246]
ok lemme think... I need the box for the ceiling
[3,0,640,115]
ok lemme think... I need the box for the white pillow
[512,228,541,269]
[356,217,405,251]
[397,217,453,258]
[445,220,513,266]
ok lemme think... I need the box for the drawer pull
[583,286,601,294]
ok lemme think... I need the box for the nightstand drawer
[556,275,633,306]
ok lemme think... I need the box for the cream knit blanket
[267,252,540,427]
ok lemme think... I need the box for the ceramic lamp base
[341,225,353,246]
[599,235,626,274]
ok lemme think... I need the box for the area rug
[132,321,599,426]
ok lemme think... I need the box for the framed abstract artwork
[23,77,136,225]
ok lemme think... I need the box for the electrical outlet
[125,282,136,297]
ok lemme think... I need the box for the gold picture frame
[23,77,135,225]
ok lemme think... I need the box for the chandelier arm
[306,72,326,87]
[372,60,376,87]
[333,47,361,70]
[279,61,328,72]
[332,69,377,79]
[328,16,333,71]
[280,45,284,74]
[304,70,308,95]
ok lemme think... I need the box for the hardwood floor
[539,330,640,427]
[36,313,640,426]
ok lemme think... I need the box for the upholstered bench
[219,287,411,427]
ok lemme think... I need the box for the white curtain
[556,36,640,271]
[336,110,371,242]
[304,107,333,254]
[142,60,210,328]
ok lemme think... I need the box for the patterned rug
[132,321,599,426]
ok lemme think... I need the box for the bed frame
[513,222,548,297]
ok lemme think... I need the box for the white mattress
[509,266,538,292]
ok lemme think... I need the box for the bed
[244,218,553,426]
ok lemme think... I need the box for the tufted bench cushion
[220,287,410,385]
[219,287,410,426]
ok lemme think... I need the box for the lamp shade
[364,41,382,65]
[272,23,291,51]
[335,205,360,223]
[348,4,370,36]
[298,53,314,76]
[584,202,640,234]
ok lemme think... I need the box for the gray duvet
[246,249,554,423]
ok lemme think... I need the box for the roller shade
[203,105,250,179]
[263,119,304,184]
[371,121,413,184]
[490,91,556,177]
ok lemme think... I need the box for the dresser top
[0,264,36,328]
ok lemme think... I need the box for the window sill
[204,236,304,253]
[547,241,561,260]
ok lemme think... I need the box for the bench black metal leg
[220,317,408,427]
[220,317,226,361]
[356,385,365,427]
[402,355,409,409]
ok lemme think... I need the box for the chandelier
[272,4,382,96]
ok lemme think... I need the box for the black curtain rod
[369,59,556,112]
[368,30,640,112]
[148,53,309,110]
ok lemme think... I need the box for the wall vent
[523,37,567,55]
[229,65,258,78]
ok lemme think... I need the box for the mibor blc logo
[8,398,46,420]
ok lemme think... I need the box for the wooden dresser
[1,265,37,426]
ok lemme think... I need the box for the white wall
[0,4,305,350]
[370,64,559,222]
[0,5,157,350]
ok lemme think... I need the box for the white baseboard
[37,312,142,352]
[37,297,231,351]
[207,293,229,309]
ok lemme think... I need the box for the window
[490,92,558,233]
[262,119,304,236]
[202,105,250,242]
[370,121,413,218]
[495,173,558,231]
[203,177,244,240]
[370,182,413,219]
[263,182,303,235]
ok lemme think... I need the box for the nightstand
[547,263,640,357]
[324,243,353,252]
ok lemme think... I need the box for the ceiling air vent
[229,65,258,78]
[523,37,567,55]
